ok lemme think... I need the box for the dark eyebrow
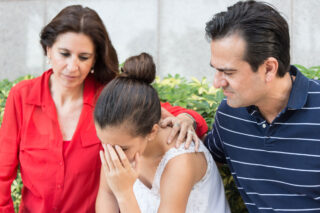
[216,68,237,72]
[58,48,93,56]
[209,63,237,72]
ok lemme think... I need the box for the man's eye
[224,72,233,76]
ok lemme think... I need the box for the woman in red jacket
[0,5,207,213]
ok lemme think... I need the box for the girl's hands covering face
[99,144,141,198]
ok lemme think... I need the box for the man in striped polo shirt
[204,1,320,212]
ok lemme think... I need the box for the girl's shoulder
[155,143,210,189]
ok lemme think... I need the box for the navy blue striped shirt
[204,66,320,212]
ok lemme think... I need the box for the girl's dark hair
[40,5,119,84]
[94,53,161,137]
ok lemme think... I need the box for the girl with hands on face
[99,143,141,213]
[100,144,140,201]
[94,53,230,213]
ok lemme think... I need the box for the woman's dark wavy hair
[94,53,161,137]
[205,0,290,77]
[40,5,119,84]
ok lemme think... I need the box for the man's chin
[226,99,244,108]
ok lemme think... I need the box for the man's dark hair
[205,0,290,77]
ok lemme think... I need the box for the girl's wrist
[115,188,135,203]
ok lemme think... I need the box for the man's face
[210,34,266,108]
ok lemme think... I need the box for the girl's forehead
[96,124,142,146]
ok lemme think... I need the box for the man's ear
[264,57,279,83]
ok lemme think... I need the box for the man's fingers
[168,122,180,144]
[176,123,188,148]
[193,134,200,152]
[184,129,193,149]
[160,117,173,128]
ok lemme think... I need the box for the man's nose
[213,71,228,88]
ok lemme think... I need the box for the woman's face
[95,124,148,163]
[47,32,95,89]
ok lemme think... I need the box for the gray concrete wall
[0,0,319,82]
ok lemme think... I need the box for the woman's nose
[67,57,79,71]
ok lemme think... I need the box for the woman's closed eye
[79,56,89,61]
[59,52,90,61]
[60,52,70,57]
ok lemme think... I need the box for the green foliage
[1,65,319,212]
[294,65,320,80]
[0,75,34,124]
[11,171,23,212]
[153,74,224,127]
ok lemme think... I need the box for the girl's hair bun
[120,52,156,84]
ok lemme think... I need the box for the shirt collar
[26,69,101,108]
[286,65,309,110]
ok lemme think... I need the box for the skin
[46,32,197,142]
[46,32,96,140]
[210,34,293,123]
[95,124,207,213]
[160,108,199,150]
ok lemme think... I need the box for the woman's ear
[46,46,52,59]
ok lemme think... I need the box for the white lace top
[133,142,231,213]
